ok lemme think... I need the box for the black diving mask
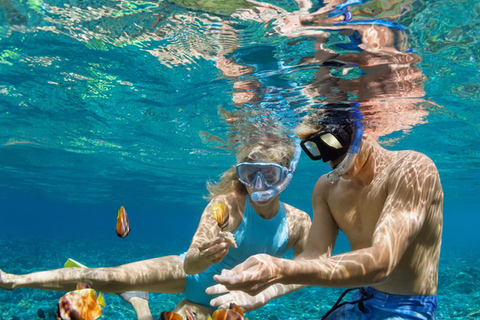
[300,124,353,162]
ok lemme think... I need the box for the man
[208,110,443,319]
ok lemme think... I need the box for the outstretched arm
[1,255,186,293]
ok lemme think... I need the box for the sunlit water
[0,0,479,319]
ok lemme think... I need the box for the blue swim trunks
[323,287,437,320]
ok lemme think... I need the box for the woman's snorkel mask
[300,106,364,184]
[236,140,302,202]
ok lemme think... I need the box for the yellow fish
[160,308,196,320]
[209,303,247,320]
[116,206,130,238]
[56,283,105,320]
[212,202,237,248]
[212,202,229,229]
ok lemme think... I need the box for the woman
[0,134,311,320]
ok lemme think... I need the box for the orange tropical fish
[212,202,237,248]
[56,283,105,320]
[160,311,183,320]
[116,206,130,238]
[160,308,196,320]
[209,303,246,320]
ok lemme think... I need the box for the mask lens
[320,133,343,149]
[262,166,283,185]
[303,141,321,157]
[241,166,258,184]
[236,163,285,187]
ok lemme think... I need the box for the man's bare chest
[329,182,388,247]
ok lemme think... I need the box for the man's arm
[277,157,435,288]
[212,157,436,295]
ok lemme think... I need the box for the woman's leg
[0,255,186,293]
[128,296,154,320]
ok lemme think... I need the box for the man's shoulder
[388,150,439,180]
[392,150,437,169]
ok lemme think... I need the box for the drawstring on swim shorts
[321,287,374,320]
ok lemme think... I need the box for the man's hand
[207,285,272,312]
[212,254,282,296]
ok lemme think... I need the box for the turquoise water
[0,0,479,319]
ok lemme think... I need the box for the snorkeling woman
[0,133,311,320]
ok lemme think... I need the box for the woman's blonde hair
[205,133,295,200]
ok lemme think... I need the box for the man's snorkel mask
[236,140,302,202]
[300,105,364,184]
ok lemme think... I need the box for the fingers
[213,270,247,289]
[199,237,231,263]
[213,259,257,286]
[209,247,229,264]
[198,237,227,251]
[206,283,229,295]
[209,293,240,309]
[210,296,230,309]
[211,255,277,295]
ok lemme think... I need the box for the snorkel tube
[251,140,302,202]
[326,109,364,184]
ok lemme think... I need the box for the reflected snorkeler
[227,0,434,143]
[0,133,311,320]
[209,109,443,320]
[208,2,443,319]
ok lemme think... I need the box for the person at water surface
[208,110,443,319]
[0,133,311,320]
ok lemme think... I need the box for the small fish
[209,303,246,320]
[56,283,105,320]
[160,311,182,320]
[212,202,237,248]
[212,202,229,229]
[116,206,130,238]
[160,308,196,320]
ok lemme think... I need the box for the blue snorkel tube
[327,109,364,184]
[251,140,302,202]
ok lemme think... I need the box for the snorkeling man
[208,108,443,319]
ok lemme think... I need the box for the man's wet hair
[311,102,359,127]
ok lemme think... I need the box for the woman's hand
[198,237,231,265]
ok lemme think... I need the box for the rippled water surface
[0,0,479,319]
